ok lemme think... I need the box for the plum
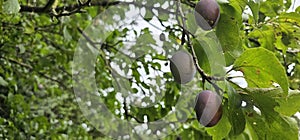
[160,33,166,41]
[170,50,196,84]
[194,0,220,30]
[194,90,222,127]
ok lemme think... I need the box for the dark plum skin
[194,0,220,30]
[194,90,222,127]
[170,51,196,84]
[159,33,166,41]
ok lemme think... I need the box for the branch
[20,1,120,14]
[248,38,260,46]
[179,0,196,8]
[19,0,59,13]
[275,47,300,55]
[20,5,45,13]
[43,0,58,12]
[176,1,224,93]
[3,57,69,90]
[77,27,100,50]
[123,98,144,123]
[20,1,177,17]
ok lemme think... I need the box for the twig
[227,75,245,80]
[123,98,129,120]
[127,113,144,123]
[176,1,224,93]
[275,47,300,55]
[20,1,177,17]
[77,27,100,50]
[4,57,69,90]
[248,38,260,46]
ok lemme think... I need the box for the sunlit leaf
[0,76,8,86]
[248,25,276,50]
[227,84,245,136]
[245,93,298,139]
[247,0,260,23]
[275,90,300,116]
[216,3,243,65]
[206,104,231,140]
[233,48,289,95]
[2,0,20,14]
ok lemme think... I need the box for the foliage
[0,0,300,139]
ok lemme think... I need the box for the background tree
[0,0,300,139]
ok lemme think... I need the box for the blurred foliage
[0,0,300,139]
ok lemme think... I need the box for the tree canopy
[0,0,300,139]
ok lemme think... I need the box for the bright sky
[289,0,300,11]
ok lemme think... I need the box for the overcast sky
[290,0,300,11]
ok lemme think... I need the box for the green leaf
[136,31,156,46]
[284,0,292,10]
[246,93,298,139]
[144,9,154,21]
[192,39,211,74]
[274,35,287,53]
[191,120,205,131]
[0,76,8,86]
[0,0,3,12]
[18,45,26,54]
[248,25,275,50]
[186,12,198,35]
[260,0,283,17]
[158,11,169,21]
[2,0,20,14]
[247,1,260,23]
[275,90,300,116]
[269,116,298,139]
[243,122,259,140]
[290,65,300,89]
[296,6,300,13]
[193,31,226,76]
[24,25,35,34]
[63,26,72,42]
[227,84,245,136]
[233,48,289,95]
[230,0,246,13]
[206,104,231,140]
[246,87,283,97]
[278,12,300,25]
[216,3,243,65]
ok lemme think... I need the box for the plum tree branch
[2,57,70,90]
[176,1,224,93]
[20,1,177,17]
[275,47,300,55]
[20,0,107,13]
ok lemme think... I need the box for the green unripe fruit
[194,0,220,30]
[170,50,196,84]
[195,90,222,127]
